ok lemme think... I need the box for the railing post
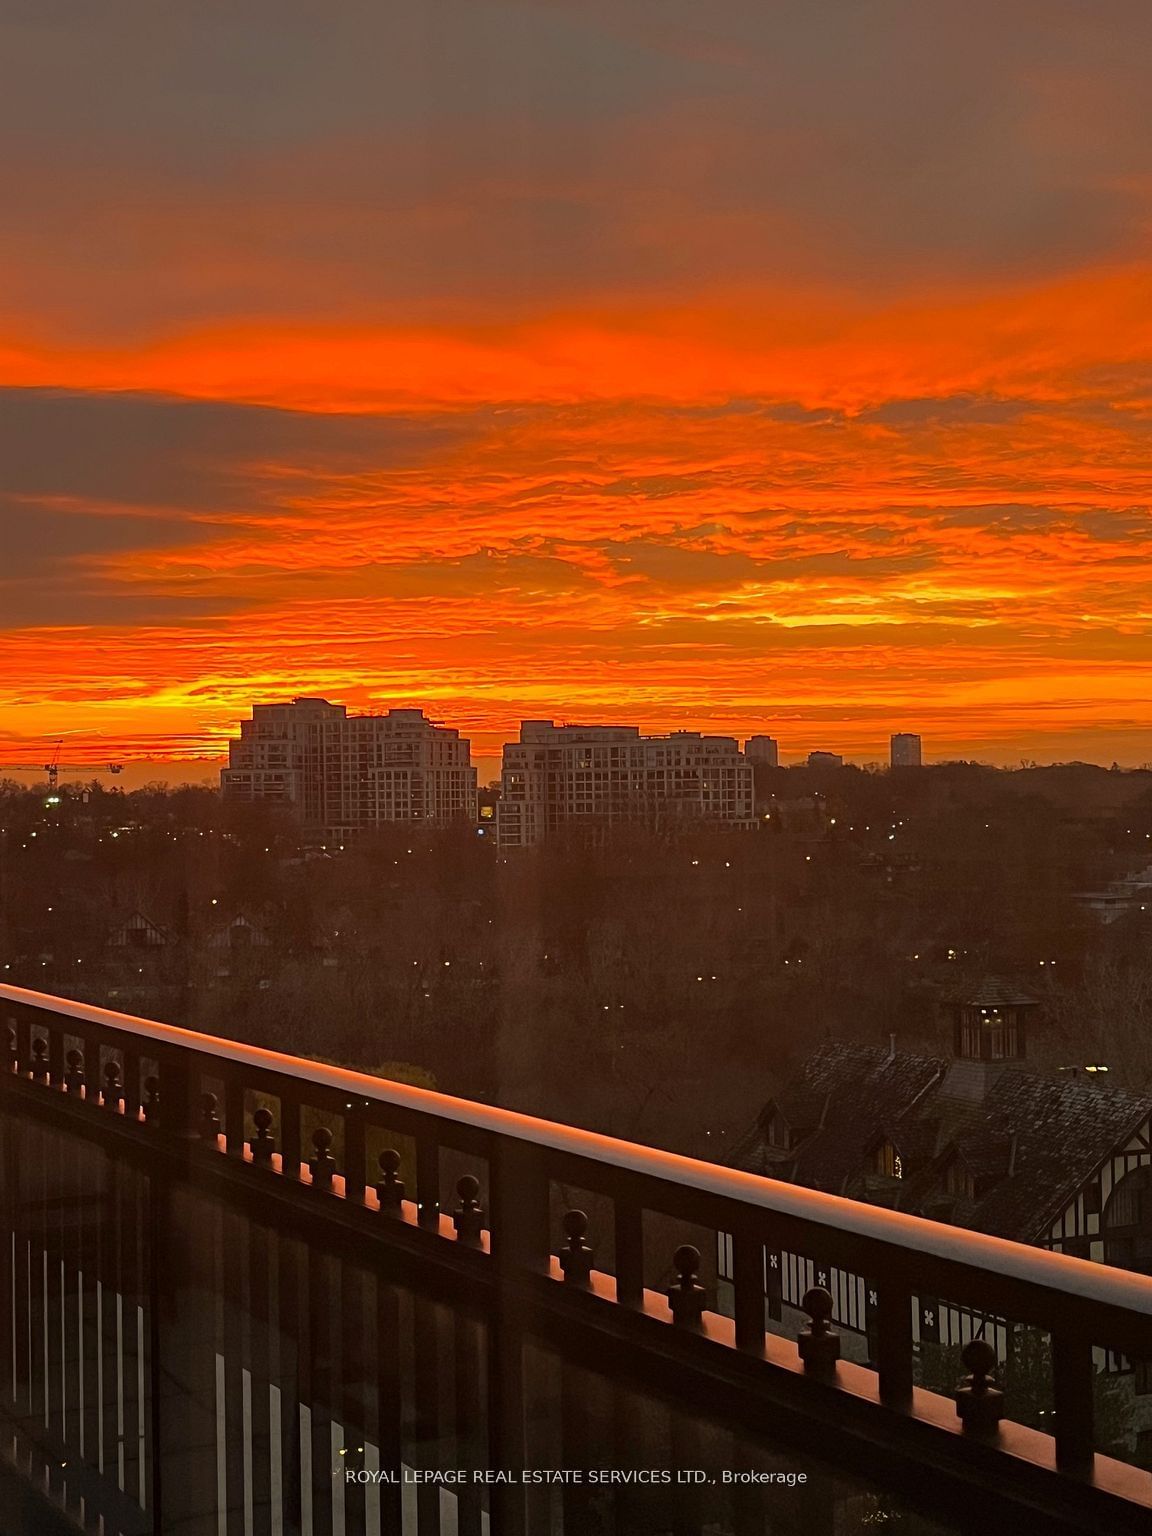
[491,1137,548,1272]
[224,1074,245,1157]
[732,1228,766,1354]
[159,1047,201,1140]
[1052,1329,1096,1473]
[343,1103,367,1206]
[281,1093,302,1180]
[613,1194,644,1309]
[875,1278,914,1408]
[149,1178,223,1536]
[415,1130,440,1229]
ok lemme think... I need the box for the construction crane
[0,741,124,791]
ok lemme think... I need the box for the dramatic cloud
[1,1,1151,772]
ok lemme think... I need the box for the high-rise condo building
[221,698,477,839]
[744,735,780,767]
[496,721,755,848]
[890,732,923,768]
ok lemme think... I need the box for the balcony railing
[2,981,1152,1535]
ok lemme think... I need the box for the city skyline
[5,4,1152,772]
[6,695,1152,793]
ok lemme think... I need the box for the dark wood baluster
[1053,1329,1096,1472]
[670,1386,706,1536]
[453,1307,485,1536]
[613,1199,645,1309]
[97,1131,118,1492]
[411,1290,443,1532]
[560,1355,599,1533]
[731,1228,766,1354]
[486,1305,528,1536]
[149,1181,223,1536]
[62,1120,87,1526]
[307,1244,335,1536]
[275,1228,304,1536]
[0,1115,16,1425]
[875,1277,914,1408]
[79,1141,101,1497]
[110,1151,131,1505]
[339,1261,369,1536]
[28,1121,47,1442]
[44,1114,65,1507]
[248,1214,274,1536]
[222,1205,247,1536]
[375,1275,403,1534]
[123,1159,146,1513]
[13,1123,31,1446]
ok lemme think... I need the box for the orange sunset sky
[3,0,1152,782]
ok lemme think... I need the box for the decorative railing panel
[2,983,1152,1535]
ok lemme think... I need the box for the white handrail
[3,981,1151,1318]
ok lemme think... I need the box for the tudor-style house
[720,978,1152,1369]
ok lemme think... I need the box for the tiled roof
[730,1042,1152,1244]
[729,1041,945,1195]
[941,975,1040,1008]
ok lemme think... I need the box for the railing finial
[309,1126,337,1188]
[559,1209,594,1287]
[64,1047,85,1094]
[30,1037,49,1082]
[798,1286,840,1372]
[102,1058,123,1111]
[250,1106,275,1164]
[956,1337,1004,1434]
[667,1244,706,1328]
[375,1149,405,1212]
[453,1174,485,1244]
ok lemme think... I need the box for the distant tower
[890,732,922,768]
[946,978,1038,1063]
[937,977,1040,1112]
[744,735,780,767]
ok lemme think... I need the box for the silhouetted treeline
[3,761,1152,1156]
